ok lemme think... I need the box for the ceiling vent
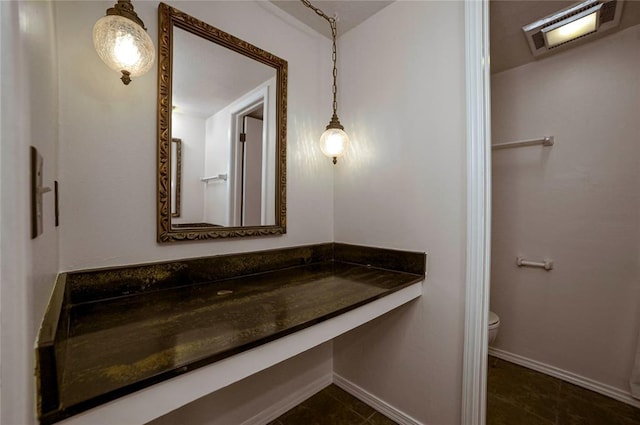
[522,0,624,57]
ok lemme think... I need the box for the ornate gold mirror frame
[157,2,287,243]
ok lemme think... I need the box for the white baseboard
[241,373,333,425]
[333,373,424,425]
[489,347,640,409]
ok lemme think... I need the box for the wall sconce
[522,0,623,57]
[93,0,155,85]
[301,0,349,165]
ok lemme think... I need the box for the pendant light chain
[330,19,338,118]
[301,0,349,164]
[301,0,339,118]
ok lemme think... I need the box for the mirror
[157,3,287,242]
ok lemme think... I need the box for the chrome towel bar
[516,256,553,271]
[492,136,554,151]
[201,174,228,182]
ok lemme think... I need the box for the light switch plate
[30,146,49,239]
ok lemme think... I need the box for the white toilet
[488,311,500,345]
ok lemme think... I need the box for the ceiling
[269,1,393,38]
[270,0,640,74]
[172,1,391,118]
[490,0,640,73]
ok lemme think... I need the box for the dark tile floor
[268,360,640,425]
[269,384,398,425]
[488,356,640,425]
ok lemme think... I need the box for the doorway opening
[229,99,267,227]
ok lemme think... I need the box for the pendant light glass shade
[320,127,349,164]
[93,9,154,85]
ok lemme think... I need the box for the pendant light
[93,0,155,85]
[301,0,350,164]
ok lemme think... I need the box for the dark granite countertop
[37,243,425,424]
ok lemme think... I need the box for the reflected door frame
[228,86,270,227]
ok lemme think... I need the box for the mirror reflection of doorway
[236,104,264,226]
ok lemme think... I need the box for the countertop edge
[54,280,423,425]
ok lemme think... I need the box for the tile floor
[269,384,398,425]
[488,356,640,425]
[269,359,640,425]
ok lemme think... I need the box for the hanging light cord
[300,0,339,120]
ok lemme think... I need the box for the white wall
[56,0,334,271]
[172,111,206,223]
[204,106,232,225]
[0,1,60,424]
[332,2,467,424]
[490,24,640,394]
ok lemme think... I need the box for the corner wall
[490,24,640,396]
[1,1,60,424]
[332,2,467,424]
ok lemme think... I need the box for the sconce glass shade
[93,14,155,84]
[320,127,349,163]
